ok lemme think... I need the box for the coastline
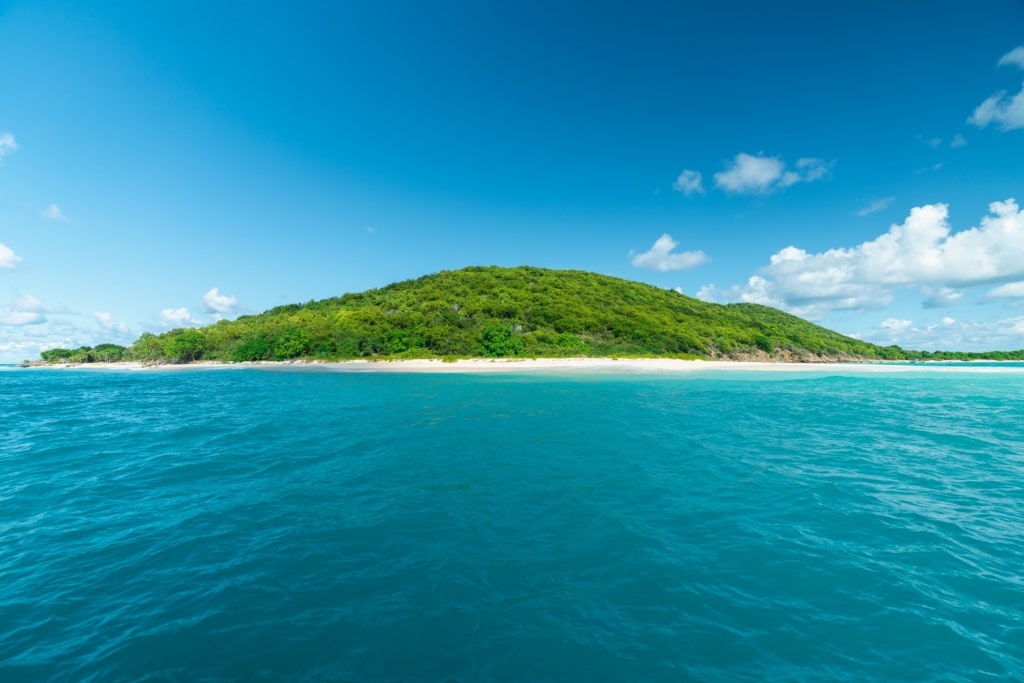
[17,357,1024,374]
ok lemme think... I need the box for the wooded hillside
[35,266,1024,364]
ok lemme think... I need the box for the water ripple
[1,369,1023,681]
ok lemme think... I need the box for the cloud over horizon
[0,294,49,326]
[631,234,708,272]
[861,313,1024,351]
[697,198,1024,319]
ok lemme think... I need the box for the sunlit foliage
[33,267,1024,364]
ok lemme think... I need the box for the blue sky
[2,1,1024,362]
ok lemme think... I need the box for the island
[27,266,1024,366]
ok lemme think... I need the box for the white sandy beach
[20,357,1022,374]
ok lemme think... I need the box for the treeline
[30,266,1024,365]
[39,344,129,364]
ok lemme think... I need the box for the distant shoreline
[17,357,1024,374]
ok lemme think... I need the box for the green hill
[35,266,1024,364]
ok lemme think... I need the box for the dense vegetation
[32,266,1024,365]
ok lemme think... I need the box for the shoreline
[16,357,1024,374]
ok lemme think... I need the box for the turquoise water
[2,367,1023,681]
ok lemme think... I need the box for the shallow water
[2,368,1023,681]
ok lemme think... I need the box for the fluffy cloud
[950,134,968,148]
[0,340,44,357]
[93,311,130,333]
[880,318,912,333]
[700,198,1024,318]
[922,286,964,308]
[40,204,69,222]
[0,132,16,159]
[856,197,895,217]
[0,295,49,326]
[0,243,21,269]
[998,46,1024,70]
[672,169,705,196]
[988,281,1024,298]
[160,307,200,327]
[203,287,239,316]
[713,153,832,194]
[968,46,1024,131]
[863,314,1024,351]
[631,234,708,272]
[0,310,46,325]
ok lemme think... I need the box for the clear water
[2,367,1023,682]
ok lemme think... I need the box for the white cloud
[881,318,912,333]
[0,243,21,269]
[631,234,708,272]
[0,295,49,326]
[714,153,782,193]
[922,286,964,308]
[988,281,1024,298]
[856,197,895,217]
[969,91,1024,131]
[13,294,44,311]
[0,340,43,356]
[693,276,788,309]
[0,310,46,325]
[793,157,831,183]
[93,311,129,333]
[968,46,1024,131]
[950,134,967,148]
[672,169,705,196]
[160,307,200,327]
[694,284,717,302]
[0,132,16,159]
[0,314,141,363]
[702,198,1024,318]
[863,315,1024,352]
[921,136,942,149]
[998,46,1024,70]
[203,287,239,316]
[40,203,69,222]
[713,153,831,194]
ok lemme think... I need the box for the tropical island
[28,266,1024,366]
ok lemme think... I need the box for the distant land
[28,266,1024,365]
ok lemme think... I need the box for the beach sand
[21,358,1019,374]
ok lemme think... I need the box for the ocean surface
[2,365,1024,682]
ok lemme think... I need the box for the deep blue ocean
[3,366,1024,682]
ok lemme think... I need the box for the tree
[166,329,206,362]
[272,329,309,360]
[232,336,271,362]
[130,333,167,362]
[40,348,73,362]
[479,323,524,357]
